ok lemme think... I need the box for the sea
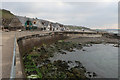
[99,29,119,34]
[50,44,118,78]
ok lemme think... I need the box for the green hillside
[0,9,15,27]
[0,9,14,19]
[66,25,90,30]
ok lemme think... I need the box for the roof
[35,20,44,28]
[9,16,22,27]
[17,16,35,25]
[17,16,27,25]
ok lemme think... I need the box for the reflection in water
[50,44,118,78]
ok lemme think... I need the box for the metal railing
[10,34,16,80]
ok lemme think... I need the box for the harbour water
[50,44,118,78]
[102,29,119,34]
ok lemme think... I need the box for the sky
[1,0,119,29]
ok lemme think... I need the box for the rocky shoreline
[22,35,119,79]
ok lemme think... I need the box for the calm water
[101,29,119,34]
[50,44,118,78]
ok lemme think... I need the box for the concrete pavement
[1,31,50,79]
[1,30,100,79]
[2,32,15,78]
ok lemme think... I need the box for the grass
[0,9,14,19]
[67,26,90,30]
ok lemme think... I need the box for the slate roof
[9,16,22,27]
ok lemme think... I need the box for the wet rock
[24,41,92,79]
[71,68,78,74]
[58,48,61,51]
[68,61,72,63]
[93,72,97,77]
[81,66,85,69]
[44,59,50,63]
[82,67,86,72]
[61,51,67,54]
[113,44,119,47]
[37,48,41,52]
[88,74,92,78]
[58,50,62,53]
[74,66,80,68]
[82,49,86,51]
[86,71,90,74]
[90,44,92,46]
[78,43,82,45]
[53,60,69,71]
[41,46,47,52]
[49,54,54,57]
[63,61,66,63]
[69,48,74,52]
[49,45,55,48]
[66,72,75,78]
[76,46,83,50]
[75,61,81,65]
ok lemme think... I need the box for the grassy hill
[0,9,14,19]
[65,25,90,30]
[0,9,92,31]
[0,9,15,27]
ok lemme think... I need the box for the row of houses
[2,16,66,31]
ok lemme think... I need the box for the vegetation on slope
[66,25,90,30]
[0,9,14,19]
[0,9,15,27]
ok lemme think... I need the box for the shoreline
[65,35,119,44]
[21,33,119,79]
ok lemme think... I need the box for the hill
[0,9,92,31]
[65,25,90,30]
[0,9,14,19]
[0,9,15,27]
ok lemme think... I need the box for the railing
[10,34,16,80]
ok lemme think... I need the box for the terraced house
[1,9,66,31]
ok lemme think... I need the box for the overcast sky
[1,1,118,29]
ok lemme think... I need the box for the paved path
[1,31,50,79]
[2,32,15,78]
[1,30,99,79]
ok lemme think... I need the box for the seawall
[16,31,103,78]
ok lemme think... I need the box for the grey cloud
[2,2,118,29]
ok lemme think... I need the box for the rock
[66,72,75,78]
[68,61,72,63]
[63,61,66,63]
[93,72,97,77]
[61,51,67,54]
[58,50,62,53]
[37,48,41,52]
[88,74,92,78]
[58,48,61,51]
[75,61,81,64]
[74,66,80,68]
[82,49,86,51]
[44,59,50,63]
[90,44,92,46]
[69,48,74,52]
[71,68,79,74]
[113,44,119,47]
[86,71,90,74]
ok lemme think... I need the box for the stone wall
[17,33,67,78]
[16,31,103,78]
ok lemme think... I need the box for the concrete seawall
[16,31,103,78]
[54,31,102,38]
[16,33,67,78]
